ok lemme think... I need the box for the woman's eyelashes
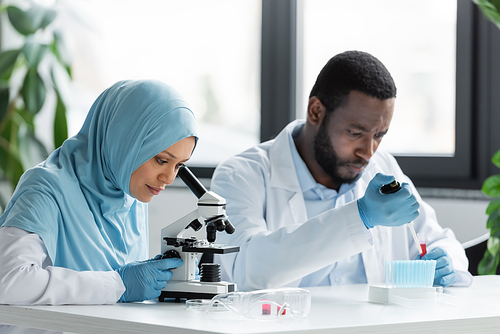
[156,157,185,170]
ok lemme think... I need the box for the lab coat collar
[268,120,308,225]
[268,120,305,193]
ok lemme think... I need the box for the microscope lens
[225,221,236,234]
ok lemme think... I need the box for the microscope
[159,166,239,301]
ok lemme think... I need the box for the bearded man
[211,51,472,291]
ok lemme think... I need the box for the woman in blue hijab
[0,80,198,305]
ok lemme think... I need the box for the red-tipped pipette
[418,232,427,257]
[381,180,424,257]
[407,221,423,256]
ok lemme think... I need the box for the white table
[1,275,500,334]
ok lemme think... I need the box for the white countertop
[1,275,500,333]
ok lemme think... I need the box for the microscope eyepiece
[178,165,207,199]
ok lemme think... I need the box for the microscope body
[159,167,239,300]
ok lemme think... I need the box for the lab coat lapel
[268,121,308,225]
[287,192,306,224]
[361,238,384,284]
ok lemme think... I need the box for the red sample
[420,243,427,257]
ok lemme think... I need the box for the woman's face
[130,136,196,202]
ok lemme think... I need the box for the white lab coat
[0,226,124,305]
[212,120,472,291]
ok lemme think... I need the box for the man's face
[313,90,395,186]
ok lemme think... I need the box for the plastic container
[369,259,459,308]
[368,285,459,308]
[385,260,436,288]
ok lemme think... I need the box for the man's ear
[307,96,327,126]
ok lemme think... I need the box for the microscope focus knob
[161,249,181,259]
[200,263,221,282]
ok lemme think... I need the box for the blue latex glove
[195,257,200,280]
[418,247,456,287]
[357,173,420,228]
[116,257,183,302]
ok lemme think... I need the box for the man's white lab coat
[212,120,471,291]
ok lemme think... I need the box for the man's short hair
[309,50,397,112]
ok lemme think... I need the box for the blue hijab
[0,80,198,271]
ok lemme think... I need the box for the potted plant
[0,1,72,212]
[478,151,500,274]
[472,0,500,274]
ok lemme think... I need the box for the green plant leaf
[6,4,57,36]
[473,0,500,30]
[478,249,500,275]
[492,150,500,169]
[487,209,500,229]
[16,106,35,129]
[17,122,49,169]
[473,0,500,10]
[0,191,6,215]
[482,174,500,197]
[50,64,69,149]
[486,198,500,215]
[21,69,46,115]
[0,118,25,188]
[489,222,500,241]
[53,90,68,148]
[52,30,72,78]
[488,236,500,256]
[29,4,57,31]
[7,6,36,35]
[491,229,500,242]
[23,38,49,68]
[0,87,10,124]
[0,49,22,80]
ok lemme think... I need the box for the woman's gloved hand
[195,256,200,280]
[357,173,420,228]
[116,257,183,302]
[418,247,456,287]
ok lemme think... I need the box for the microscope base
[159,280,237,301]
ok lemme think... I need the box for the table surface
[1,275,500,334]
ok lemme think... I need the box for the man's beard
[313,122,365,186]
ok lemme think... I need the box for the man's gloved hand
[418,247,456,287]
[116,257,183,302]
[357,173,420,228]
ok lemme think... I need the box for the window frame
[397,0,500,190]
[394,0,474,187]
[193,0,500,190]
